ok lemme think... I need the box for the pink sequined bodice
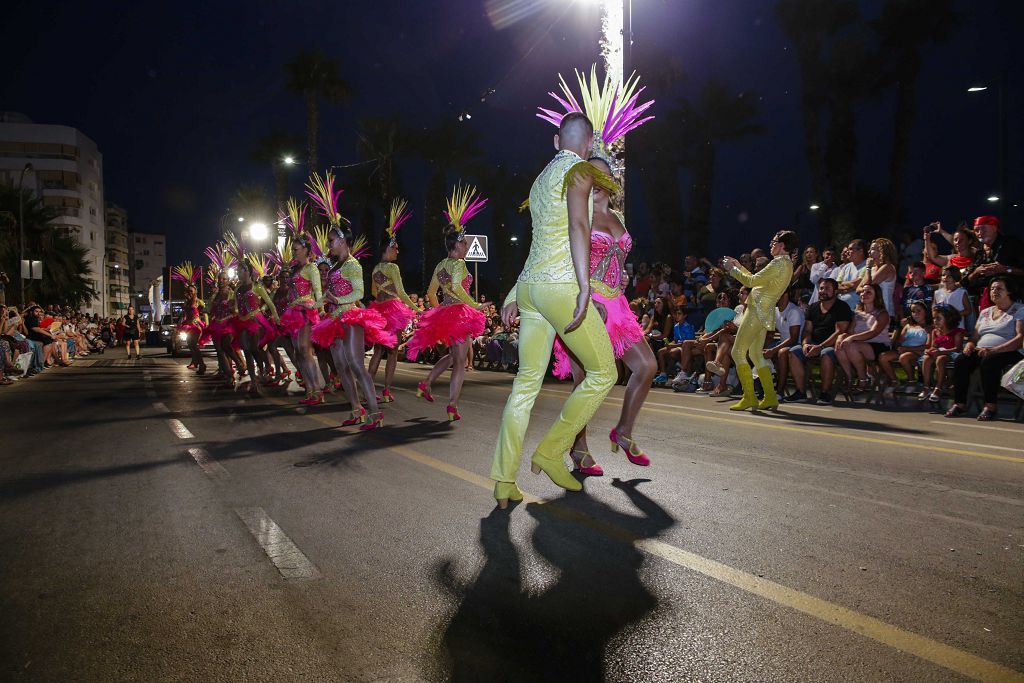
[211,296,233,319]
[589,230,632,292]
[462,273,473,294]
[289,271,312,300]
[237,289,260,316]
[326,267,353,298]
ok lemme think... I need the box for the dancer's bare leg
[448,340,469,407]
[344,326,379,414]
[329,338,361,410]
[426,352,453,388]
[614,341,657,437]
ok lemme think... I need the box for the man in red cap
[966,215,1024,308]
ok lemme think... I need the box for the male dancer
[491,112,618,507]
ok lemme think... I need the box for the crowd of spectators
[0,304,120,385]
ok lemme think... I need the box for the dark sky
[2,0,1021,286]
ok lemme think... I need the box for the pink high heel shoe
[609,428,651,466]
[569,449,604,476]
[360,411,384,431]
[417,382,434,402]
[342,406,367,426]
[446,405,461,422]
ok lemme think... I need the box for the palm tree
[356,116,409,208]
[284,51,351,171]
[0,184,96,308]
[677,81,765,258]
[252,129,304,210]
[871,0,959,226]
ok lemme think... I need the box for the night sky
[2,0,1021,289]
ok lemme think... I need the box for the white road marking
[166,419,194,439]
[152,402,169,414]
[235,507,321,580]
[930,420,1024,435]
[187,447,230,481]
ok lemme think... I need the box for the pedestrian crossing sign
[464,234,488,262]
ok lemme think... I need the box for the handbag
[1000,358,1024,401]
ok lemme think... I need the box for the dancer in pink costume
[171,262,208,374]
[235,252,280,396]
[367,198,421,403]
[279,231,325,405]
[537,64,657,473]
[406,184,488,422]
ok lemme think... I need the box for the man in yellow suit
[491,113,619,507]
[722,230,798,412]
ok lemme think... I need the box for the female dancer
[171,261,207,373]
[123,306,142,360]
[235,255,279,396]
[406,184,488,421]
[547,157,656,473]
[279,232,325,404]
[311,229,395,429]
[367,198,420,403]
[207,272,246,386]
[269,268,296,386]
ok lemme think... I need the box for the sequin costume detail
[311,256,396,348]
[279,263,323,336]
[370,262,417,340]
[404,257,485,360]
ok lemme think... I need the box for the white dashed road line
[166,419,195,439]
[235,507,321,580]
[152,402,169,414]
[187,447,230,481]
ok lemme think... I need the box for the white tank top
[933,286,967,312]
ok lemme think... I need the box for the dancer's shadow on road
[429,479,674,682]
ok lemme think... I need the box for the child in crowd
[653,307,696,385]
[919,305,966,403]
[900,262,933,320]
[932,266,972,331]
[878,300,931,397]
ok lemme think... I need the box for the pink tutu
[207,318,241,351]
[176,322,210,346]
[551,290,644,379]
[235,313,279,348]
[311,307,398,349]
[405,303,485,361]
[370,299,416,335]
[279,306,320,336]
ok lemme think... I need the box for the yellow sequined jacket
[729,255,794,331]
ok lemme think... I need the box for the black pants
[953,350,1020,404]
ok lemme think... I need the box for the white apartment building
[0,112,106,314]
[104,203,131,315]
[129,232,166,316]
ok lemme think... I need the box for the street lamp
[248,222,269,242]
[510,236,518,243]
[967,73,1008,223]
[237,216,245,223]
[283,156,296,165]
[17,163,33,306]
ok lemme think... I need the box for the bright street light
[283,156,295,165]
[237,216,245,223]
[248,222,269,241]
[510,236,518,242]
[987,195,1000,203]
[809,204,820,211]
[967,86,988,93]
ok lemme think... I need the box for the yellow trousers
[491,282,616,483]
[729,315,770,370]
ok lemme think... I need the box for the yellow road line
[393,368,1024,463]
[265,395,1023,683]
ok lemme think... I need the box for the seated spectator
[944,277,1024,420]
[669,290,738,388]
[860,238,898,317]
[924,221,978,274]
[692,268,725,330]
[631,261,653,299]
[653,307,695,385]
[24,305,66,368]
[901,262,934,318]
[642,296,671,353]
[837,239,868,309]
[835,284,891,391]
[933,266,972,330]
[919,305,964,403]
[878,300,931,397]
[766,288,804,397]
[783,278,852,404]
[965,215,1024,309]
[790,245,819,300]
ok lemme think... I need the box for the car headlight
[177,332,188,341]
[161,329,170,336]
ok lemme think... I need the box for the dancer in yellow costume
[491,112,619,507]
[721,229,798,411]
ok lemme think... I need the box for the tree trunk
[686,143,717,258]
[825,98,858,248]
[641,158,683,266]
[305,91,319,171]
[887,68,918,228]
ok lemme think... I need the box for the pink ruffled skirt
[551,290,644,379]
[405,303,485,361]
[279,306,320,337]
[177,322,210,346]
[311,307,398,349]
[369,299,416,335]
[235,313,279,348]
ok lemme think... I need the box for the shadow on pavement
[291,417,458,468]
[428,479,674,682]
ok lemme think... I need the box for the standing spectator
[944,277,1023,420]
[837,239,868,309]
[783,278,852,404]
[808,247,840,304]
[861,238,898,316]
[965,215,1024,309]
[901,262,934,317]
[122,306,142,360]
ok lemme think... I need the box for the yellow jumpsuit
[728,254,794,410]
[490,150,616,500]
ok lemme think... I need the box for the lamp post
[968,71,1008,224]
[17,163,33,306]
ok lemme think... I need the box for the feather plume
[171,261,197,285]
[281,197,307,236]
[444,183,488,231]
[306,171,343,226]
[245,252,269,278]
[351,234,371,260]
[311,225,331,259]
[386,197,411,241]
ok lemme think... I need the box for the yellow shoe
[730,364,758,411]
[730,395,759,411]
[530,455,583,492]
[756,366,779,411]
[494,481,525,509]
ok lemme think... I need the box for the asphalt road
[1,347,1022,682]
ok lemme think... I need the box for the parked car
[161,305,213,357]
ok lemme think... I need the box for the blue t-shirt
[671,321,695,342]
[902,283,933,314]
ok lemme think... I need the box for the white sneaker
[670,371,692,388]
